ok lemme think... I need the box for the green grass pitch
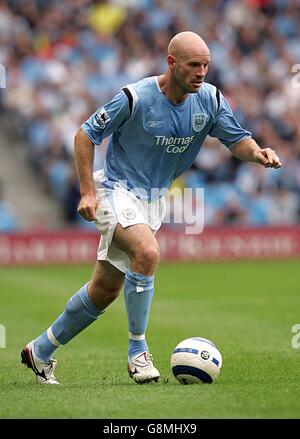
[1,260,300,419]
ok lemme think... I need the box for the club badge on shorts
[122,209,136,220]
[192,113,206,132]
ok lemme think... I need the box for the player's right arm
[74,128,98,221]
[75,90,131,221]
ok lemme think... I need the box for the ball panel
[191,337,216,348]
[173,347,199,355]
[172,365,213,384]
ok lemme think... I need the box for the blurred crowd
[0,0,300,230]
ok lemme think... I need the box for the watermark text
[291,324,300,348]
[0,64,6,88]
[0,324,6,348]
[291,64,300,89]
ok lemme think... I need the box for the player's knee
[132,245,160,273]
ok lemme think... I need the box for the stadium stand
[0,0,299,229]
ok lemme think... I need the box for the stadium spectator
[1,0,300,227]
[0,180,18,232]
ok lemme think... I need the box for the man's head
[167,31,211,93]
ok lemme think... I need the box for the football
[171,337,222,384]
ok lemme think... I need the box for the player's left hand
[254,148,282,169]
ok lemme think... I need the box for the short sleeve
[209,91,252,149]
[81,91,131,145]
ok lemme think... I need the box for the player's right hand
[77,193,99,221]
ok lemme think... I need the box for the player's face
[174,54,211,93]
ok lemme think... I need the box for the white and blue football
[171,337,222,384]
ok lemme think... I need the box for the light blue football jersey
[82,76,251,199]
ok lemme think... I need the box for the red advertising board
[0,226,300,266]
[157,226,300,261]
[0,230,99,265]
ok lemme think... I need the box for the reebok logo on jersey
[146,120,165,128]
[95,107,111,129]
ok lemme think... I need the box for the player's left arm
[230,138,282,169]
[209,89,281,169]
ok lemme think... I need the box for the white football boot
[128,351,160,384]
[21,340,59,385]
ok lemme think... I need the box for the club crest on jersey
[95,107,111,129]
[192,113,206,132]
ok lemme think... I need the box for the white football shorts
[93,171,166,273]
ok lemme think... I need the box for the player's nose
[197,65,207,77]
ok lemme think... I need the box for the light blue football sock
[128,338,149,358]
[34,283,102,362]
[124,270,154,358]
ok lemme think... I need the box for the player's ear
[167,55,176,70]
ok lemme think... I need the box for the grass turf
[0,260,300,419]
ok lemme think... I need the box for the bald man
[21,32,281,385]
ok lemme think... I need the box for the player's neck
[158,74,188,105]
